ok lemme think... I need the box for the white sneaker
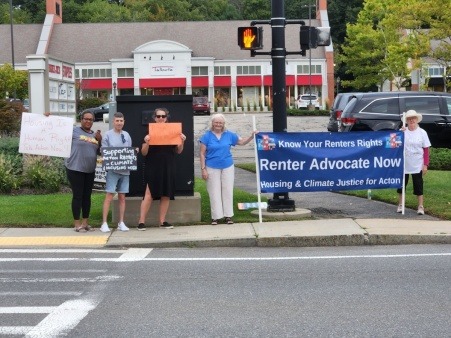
[417,206,425,215]
[397,205,402,213]
[118,222,129,231]
[100,222,110,233]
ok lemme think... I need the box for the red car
[192,97,210,115]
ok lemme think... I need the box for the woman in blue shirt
[199,113,256,225]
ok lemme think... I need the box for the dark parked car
[327,93,355,132]
[193,97,210,115]
[80,103,109,121]
[339,91,451,148]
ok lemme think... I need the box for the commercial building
[0,0,334,112]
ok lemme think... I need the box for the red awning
[236,75,262,86]
[81,79,112,90]
[214,76,232,87]
[263,75,295,86]
[192,77,208,87]
[140,78,186,88]
[117,78,134,89]
[297,75,322,85]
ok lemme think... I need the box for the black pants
[66,168,95,220]
[397,171,423,196]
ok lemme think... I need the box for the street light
[108,81,117,128]
[336,77,340,95]
[9,0,16,99]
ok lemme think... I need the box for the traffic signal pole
[239,0,329,212]
[266,0,295,211]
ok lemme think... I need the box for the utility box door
[117,95,194,197]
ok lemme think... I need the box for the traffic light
[300,26,331,50]
[238,26,263,50]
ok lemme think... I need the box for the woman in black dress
[137,108,186,230]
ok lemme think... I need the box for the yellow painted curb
[0,236,108,246]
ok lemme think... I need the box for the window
[297,65,322,74]
[405,96,440,115]
[79,68,111,78]
[362,98,399,115]
[428,67,444,77]
[192,67,208,76]
[445,98,451,115]
[237,65,261,75]
[117,68,133,77]
[214,66,231,75]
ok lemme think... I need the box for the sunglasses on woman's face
[155,115,167,118]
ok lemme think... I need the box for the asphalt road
[1,246,450,337]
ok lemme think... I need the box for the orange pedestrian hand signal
[238,26,263,50]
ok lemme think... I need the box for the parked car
[193,96,210,115]
[339,91,451,148]
[80,103,109,121]
[22,98,29,111]
[296,94,320,109]
[327,93,355,132]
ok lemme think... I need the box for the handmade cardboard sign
[148,123,182,145]
[19,113,73,158]
[101,147,137,171]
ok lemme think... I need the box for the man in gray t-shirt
[100,112,133,232]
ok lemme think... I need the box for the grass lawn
[0,178,267,228]
[1,169,449,227]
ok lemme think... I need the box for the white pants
[206,165,234,220]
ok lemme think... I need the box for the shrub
[0,153,19,193]
[22,155,63,192]
[76,97,107,114]
[0,136,20,155]
[0,100,22,134]
[430,148,451,171]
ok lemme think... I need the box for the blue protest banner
[256,131,404,193]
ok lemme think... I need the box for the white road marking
[117,248,153,261]
[0,306,56,313]
[0,275,123,283]
[0,291,82,296]
[24,298,100,338]
[0,269,106,273]
[0,327,33,335]
[0,249,126,253]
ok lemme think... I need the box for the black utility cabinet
[117,95,194,197]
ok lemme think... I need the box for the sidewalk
[1,218,450,248]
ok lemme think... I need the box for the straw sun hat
[404,110,422,123]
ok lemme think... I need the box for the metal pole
[308,0,312,107]
[108,82,117,128]
[267,0,295,212]
[9,0,16,99]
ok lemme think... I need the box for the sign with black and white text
[256,131,404,193]
[101,147,137,171]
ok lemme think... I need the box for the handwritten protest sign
[19,113,73,158]
[101,147,137,171]
[148,123,182,145]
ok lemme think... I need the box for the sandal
[74,226,87,233]
[211,219,218,225]
[84,225,95,232]
[225,217,234,224]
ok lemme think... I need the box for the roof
[1,20,326,66]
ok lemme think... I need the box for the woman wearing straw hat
[397,110,431,215]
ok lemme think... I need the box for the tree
[340,0,429,91]
[0,64,28,100]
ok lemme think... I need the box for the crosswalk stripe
[0,326,33,335]
[0,307,56,313]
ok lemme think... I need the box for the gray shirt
[65,127,99,173]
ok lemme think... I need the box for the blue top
[199,130,239,169]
